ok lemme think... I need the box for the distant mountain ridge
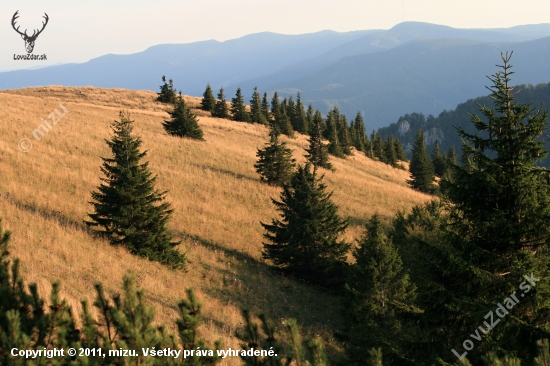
[0,30,375,96]
[1,22,550,129]
[234,21,536,93]
[267,36,550,129]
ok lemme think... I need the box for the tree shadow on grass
[174,230,345,361]
[1,192,87,232]
[190,163,259,183]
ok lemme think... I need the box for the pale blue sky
[1,0,549,71]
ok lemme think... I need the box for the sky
[1,0,549,71]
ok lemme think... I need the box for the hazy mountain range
[2,21,550,129]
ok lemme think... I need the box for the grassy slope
[0,86,431,364]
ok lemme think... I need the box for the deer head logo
[12,11,49,54]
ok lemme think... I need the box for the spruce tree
[371,133,385,162]
[269,92,281,134]
[200,83,216,113]
[367,130,378,158]
[443,145,457,179]
[270,92,280,120]
[261,163,350,287]
[254,129,296,186]
[394,137,407,162]
[325,108,345,158]
[292,93,308,134]
[407,129,435,193]
[443,52,550,338]
[163,93,204,140]
[286,96,295,127]
[383,136,398,166]
[157,76,176,104]
[351,112,368,152]
[231,87,250,122]
[85,112,186,269]
[270,93,294,137]
[323,107,338,140]
[279,111,295,138]
[261,92,270,122]
[338,115,353,156]
[431,140,447,177]
[305,110,332,171]
[402,53,550,364]
[281,97,288,115]
[345,214,419,365]
[250,87,266,124]
[447,145,457,166]
[306,105,315,135]
[212,87,230,119]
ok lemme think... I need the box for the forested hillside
[379,80,550,166]
[0,86,429,365]
[2,55,550,365]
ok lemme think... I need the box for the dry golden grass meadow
[0,86,431,364]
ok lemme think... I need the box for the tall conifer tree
[351,112,368,152]
[270,94,294,138]
[85,112,186,269]
[407,129,435,193]
[281,97,288,117]
[323,107,338,140]
[367,130,377,158]
[305,110,332,171]
[292,93,308,134]
[447,146,457,166]
[371,133,385,161]
[200,83,216,113]
[431,140,447,177]
[286,96,296,127]
[231,87,250,122]
[270,92,282,134]
[261,92,270,122]
[325,108,345,158]
[306,105,315,135]
[442,146,457,179]
[157,76,176,104]
[254,129,296,186]
[400,54,550,364]
[383,136,398,166]
[394,137,407,162]
[212,87,230,119]
[249,87,266,124]
[338,115,353,156]
[345,214,419,365]
[261,163,349,286]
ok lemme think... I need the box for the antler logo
[12,10,49,54]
